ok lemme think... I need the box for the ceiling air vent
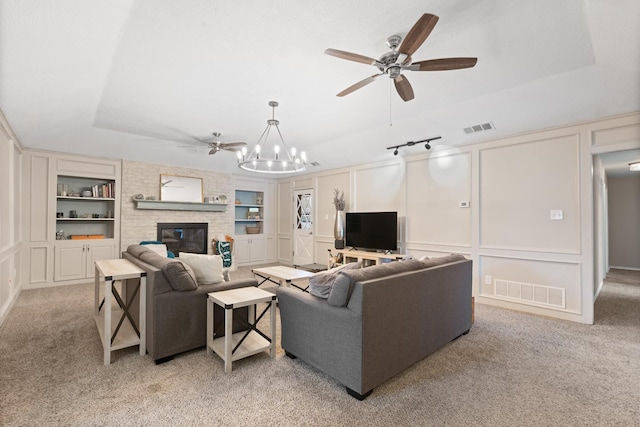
[309,161,321,167]
[464,121,495,134]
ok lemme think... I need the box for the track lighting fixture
[387,136,441,156]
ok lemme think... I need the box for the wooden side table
[206,287,276,373]
[94,258,147,365]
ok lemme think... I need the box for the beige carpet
[1,268,639,426]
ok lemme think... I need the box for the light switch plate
[459,201,470,208]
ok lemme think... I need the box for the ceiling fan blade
[222,146,243,152]
[325,48,377,65]
[394,75,415,102]
[194,137,214,144]
[221,142,247,148]
[337,73,383,97]
[399,13,439,56]
[208,148,219,155]
[412,57,478,71]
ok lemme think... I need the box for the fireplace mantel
[134,200,227,212]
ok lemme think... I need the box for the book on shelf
[91,182,115,198]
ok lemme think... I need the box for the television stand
[331,249,407,268]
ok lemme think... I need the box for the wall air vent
[463,121,495,134]
[492,279,565,310]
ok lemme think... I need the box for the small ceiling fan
[193,132,247,155]
[325,13,477,102]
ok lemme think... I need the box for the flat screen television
[345,211,397,252]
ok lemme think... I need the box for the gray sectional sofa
[277,254,472,400]
[122,244,258,363]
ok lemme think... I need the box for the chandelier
[237,101,307,174]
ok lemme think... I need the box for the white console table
[332,249,407,268]
[94,258,147,365]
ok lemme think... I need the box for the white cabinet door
[234,236,266,266]
[55,241,115,281]
[54,245,85,281]
[85,243,114,277]
[234,237,251,265]
[249,236,266,263]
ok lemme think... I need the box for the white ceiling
[1,0,639,177]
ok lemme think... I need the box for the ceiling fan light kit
[237,101,307,174]
[325,13,477,102]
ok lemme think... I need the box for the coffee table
[252,265,315,292]
[206,286,276,373]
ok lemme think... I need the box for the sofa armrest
[277,287,364,392]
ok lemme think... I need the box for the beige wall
[607,175,640,270]
[406,151,471,249]
[479,134,580,253]
[120,160,234,253]
[279,112,640,324]
[0,110,23,326]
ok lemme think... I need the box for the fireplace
[157,223,208,255]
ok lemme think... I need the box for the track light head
[425,143,431,150]
[393,148,399,156]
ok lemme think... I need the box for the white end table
[94,258,147,366]
[252,265,314,292]
[206,287,276,373]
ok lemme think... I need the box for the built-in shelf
[58,196,115,201]
[57,218,115,221]
[134,199,227,212]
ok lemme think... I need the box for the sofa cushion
[178,252,225,285]
[308,262,361,299]
[139,249,173,269]
[161,260,198,291]
[420,253,466,269]
[328,259,426,307]
[127,244,151,259]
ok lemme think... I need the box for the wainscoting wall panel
[352,162,403,213]
[316,171,349,239]
[479,255,581,314]
[479,133,581,254]
[405,152,471,247]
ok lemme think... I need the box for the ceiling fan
[325,13,477,102]
[192,132,247,155]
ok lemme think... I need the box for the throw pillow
[308,262,361,298]
[144,244,168,258]
[327,259,426,307]
[420,253,466,269]
[178,252,225,285]
[161,260,198,291]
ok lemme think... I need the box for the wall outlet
[485,275,492,285]
[459,201,470,208]
[550,210,564,220]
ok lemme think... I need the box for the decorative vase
[334,210,345,241]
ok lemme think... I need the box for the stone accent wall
[120,160,233,253]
